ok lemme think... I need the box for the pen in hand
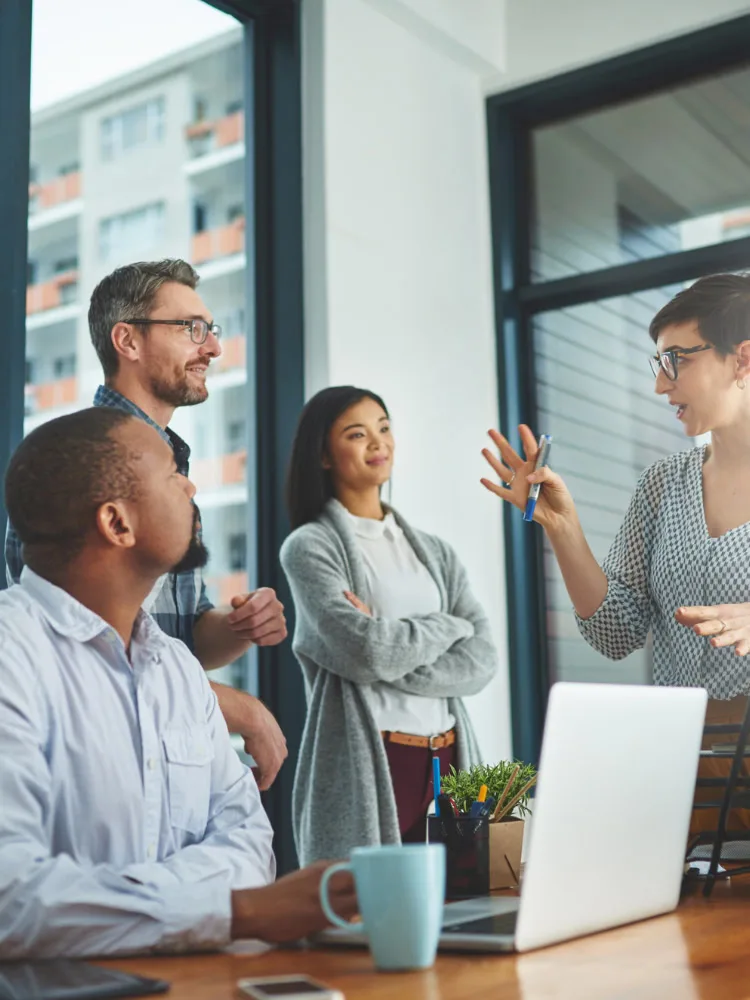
[524,434,553,523]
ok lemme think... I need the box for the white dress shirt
[0,569,275,959]
[350,512,455,736]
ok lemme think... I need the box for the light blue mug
[319,843,446,971]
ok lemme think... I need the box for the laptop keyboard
[443,910,519,936]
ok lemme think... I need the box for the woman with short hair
[482,273,750,833]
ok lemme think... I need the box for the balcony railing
[28,172,81,214]
[191,218,245,266]
[213,335,245,373]
[25,376,78,414]
[206,571,248,607]
[191,449,247,491]
[26,270,79,315]
[185,111,244,157]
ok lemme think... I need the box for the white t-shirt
[348,511,455,736]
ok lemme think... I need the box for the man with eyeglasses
[5,259,288,791]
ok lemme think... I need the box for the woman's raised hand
[480,424,577,531]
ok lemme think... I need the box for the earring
[738,379,747,390]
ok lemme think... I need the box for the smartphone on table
[237,976,344,1000]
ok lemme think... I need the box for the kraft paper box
[489,817,524,890]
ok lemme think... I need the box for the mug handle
[319,861,363,932]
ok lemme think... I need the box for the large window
[531,65,750,283]
[487,16,750,761]
[3,0,305,873]
[26,0,253,695]
[535,286,685,686]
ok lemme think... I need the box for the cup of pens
[428,759,537,897]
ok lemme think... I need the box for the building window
[227,419,246,453]
[228,532,247,572]
[100,97,165,161]
[54,256,78,274]
[99,202,165,263]
[193,201,207,234]
[53,354,76,379]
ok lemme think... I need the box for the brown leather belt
[381,728,456,750]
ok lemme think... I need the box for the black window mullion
[0,0,31,574]
[247,0,306,876]
[519,235,750,316]
[487,107,548,765]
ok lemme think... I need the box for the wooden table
[98,876,750,999]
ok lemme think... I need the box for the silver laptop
[317,682,707,953]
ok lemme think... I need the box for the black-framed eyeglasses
[125,318,222,345]
[649,343,712,381]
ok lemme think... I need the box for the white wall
[489,0,750,93]
[302,0,511,762]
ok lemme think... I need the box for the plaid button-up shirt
[5,385,214,651]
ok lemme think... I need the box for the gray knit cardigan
[279,499,499,865]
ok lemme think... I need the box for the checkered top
[5,386,214,651]
[576,445,750,699]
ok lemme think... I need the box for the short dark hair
[649,273,750,355]
[285,386,389,529]
[89,259,199,379]
[5,408,142,572]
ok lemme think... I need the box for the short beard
[148,368,207,408]
[171,507,210,574]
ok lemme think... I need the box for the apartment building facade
[25,27,252,687]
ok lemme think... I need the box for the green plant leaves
[439,760,537,816]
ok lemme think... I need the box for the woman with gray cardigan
[280,385,498,864]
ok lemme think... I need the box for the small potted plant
[440,760,537,889]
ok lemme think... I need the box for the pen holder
[488,817,524,889]
[427,815,490,900]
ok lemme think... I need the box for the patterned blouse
[576,445,750,700]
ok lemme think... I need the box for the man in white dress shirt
[0,407,355,958]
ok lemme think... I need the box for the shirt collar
[93,385,191,472]
[19,566,168,649]
[347,510,401,541]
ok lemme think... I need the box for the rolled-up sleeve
[575,462,665,660]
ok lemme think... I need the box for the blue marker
[432,756,441,814]
[523,434,552,523]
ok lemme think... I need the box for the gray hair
[88,259,200,379]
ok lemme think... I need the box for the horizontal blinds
[534,286,685,685]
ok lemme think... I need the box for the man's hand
[676,603,750,656]
[210,683,288,790]
[231,862,357,943]
[226,587,287,646]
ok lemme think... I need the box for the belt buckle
[429,734,441,751]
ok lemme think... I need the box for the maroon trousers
[383,738,457,843]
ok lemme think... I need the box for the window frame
[2,0,305,874]
[486,13,750,764]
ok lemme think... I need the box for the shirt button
[147,757,156,771]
